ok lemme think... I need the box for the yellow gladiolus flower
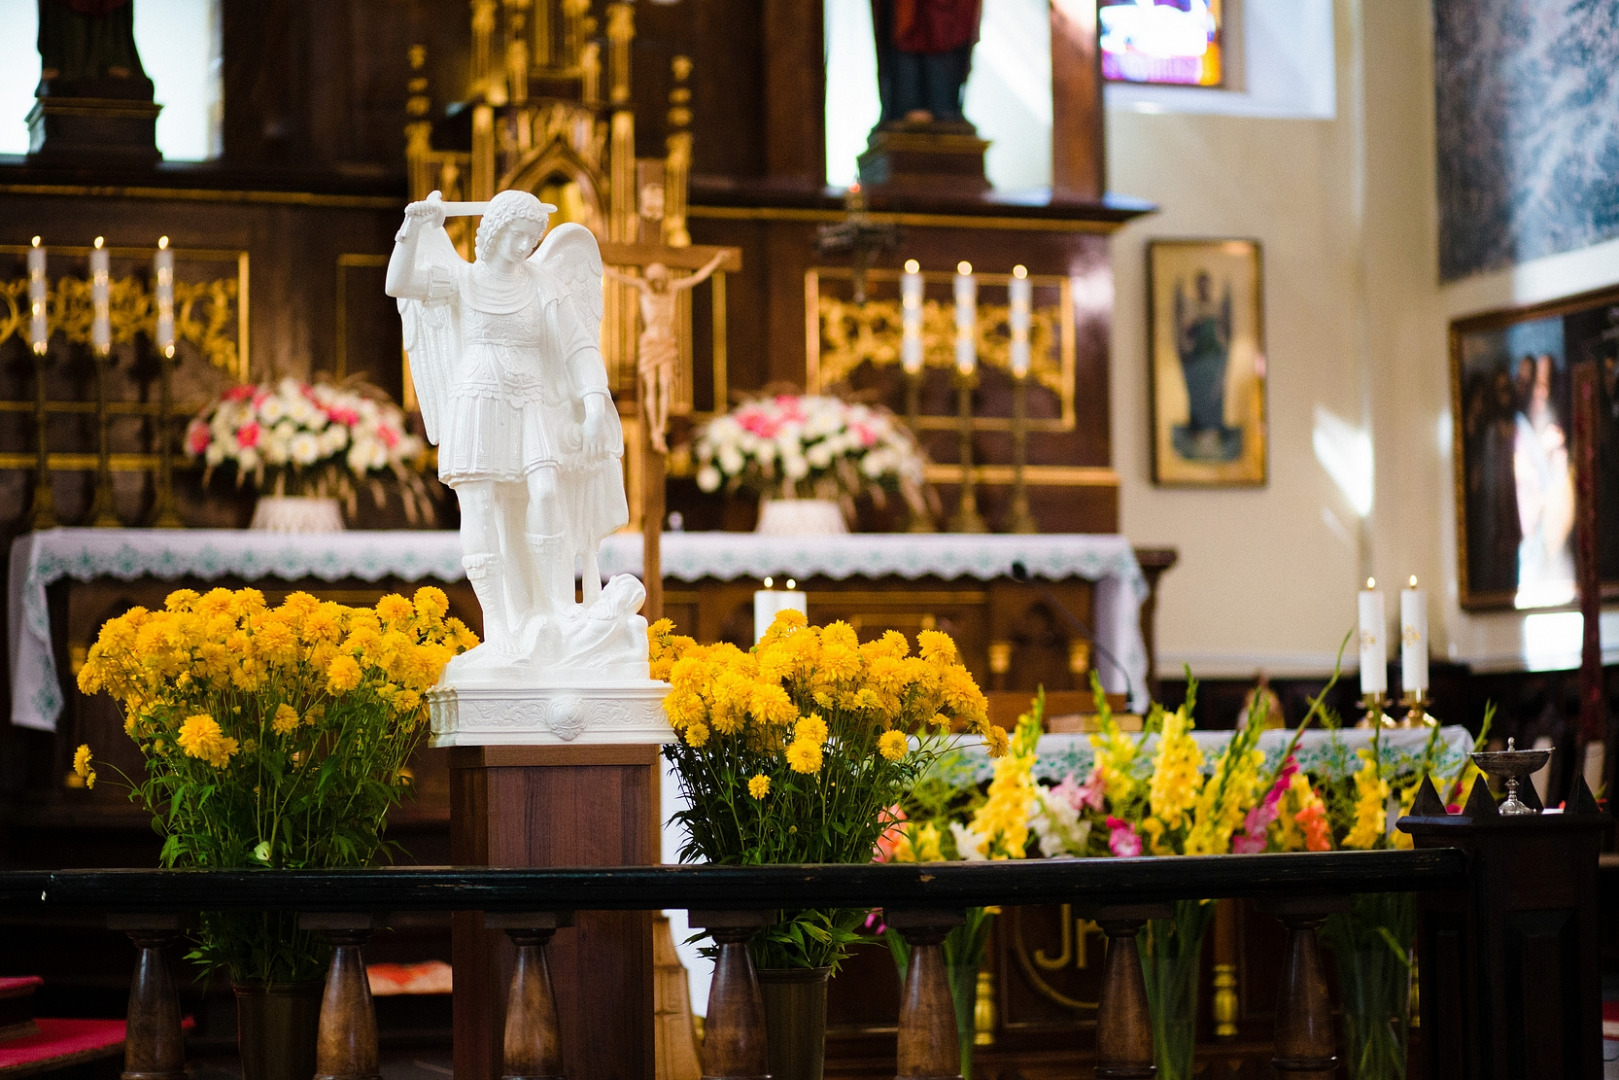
[176,714,239,768]
[1342,752,1391,849]
[748,774,771,799]
[878,729,909,762]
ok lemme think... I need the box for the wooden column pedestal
[448,744,663,1080]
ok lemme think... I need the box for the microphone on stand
[1008,560,1136,708]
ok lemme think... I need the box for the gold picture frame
[1147,238,1266,486]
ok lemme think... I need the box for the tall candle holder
[949,367,987,534]
[1356,692,1394,730]
[1006,369,1038,534]
[28,336,55,531]
[87,238,119,528]
[904,366,936,533]
[1399,689,1437,729]
[149,346,183,529]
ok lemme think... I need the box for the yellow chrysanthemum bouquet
[651,611,1006,971]
[75,586,475,985]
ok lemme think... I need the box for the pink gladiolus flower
[235,422,260,449]
[873,804,907,863]
[1105,816,1141,858]
[1232,832,1268,854]
[1076,766,1106,811]
[1050,774,1085,812]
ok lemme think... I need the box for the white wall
[1107,0,1619,681]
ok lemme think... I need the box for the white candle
[1009,265,1032,379]
[1401,575,1428,694]
[90,237,110,355]
[753,578,807,643]
[901,259,924,375]
[154,237,175,357]
[27,237,47,355]
[1358,578,1387,696]
[954,261,976,376]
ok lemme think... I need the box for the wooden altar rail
[0,793,1609,1080]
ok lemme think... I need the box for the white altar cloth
[8,528,1149,731]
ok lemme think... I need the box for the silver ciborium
[1469,737,1552,816]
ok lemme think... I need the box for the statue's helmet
[475,189,559,262]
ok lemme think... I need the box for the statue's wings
[532,222,604,340]
[397,224,465,446]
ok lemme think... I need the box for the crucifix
[600,240,742,622]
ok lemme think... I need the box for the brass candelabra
[1006,370,1038,534]
[949,368,987,533]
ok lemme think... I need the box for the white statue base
[427,573,672,747]
[426,678,672,746]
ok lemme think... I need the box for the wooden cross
[599,241,742,622]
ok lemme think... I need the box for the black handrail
[0,848,1468,913]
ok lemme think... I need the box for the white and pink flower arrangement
[691,394,928,517]
[186,377,433,521]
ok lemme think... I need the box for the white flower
[205,443,225,467]
[696,465,722,492]
[717,446,745,476]
[782,454,809,482]
[257,395,285,424]
[237,446,260,471]
[806,442,833,469]
[290,432,321,465]
[950,821,991,862]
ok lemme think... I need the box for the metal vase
[233,981,323,1080]
[756,967,830,1080]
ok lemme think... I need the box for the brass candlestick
[88,344,119,528]
[149,343,183,529]
[1006,369,1038,534]
[1399,689,1437,729]
[1355,691,1394,729]
[904,366,936,533]
[28,341,56,530]
[949,368,986,533]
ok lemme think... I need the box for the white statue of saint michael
[387,189,647,684]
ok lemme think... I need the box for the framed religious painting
[1450,284,1619,610]
[1147,239,1267,486]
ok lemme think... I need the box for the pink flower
[326,407,360,427]
[873,804,907,863]
[224,384,256,402]
[1076,766,1106,812]
[378,426,399,449]
[185,419,211,455]
[235,422,260,449]
[851,422,877,447]
[1232,832,1268,854]
[1105,816,1141,858]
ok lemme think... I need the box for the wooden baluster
[1089,904,1168,1080]
[1261,899,1345,1080]
[885,909,966,1080]
[485,912,572,1080]
[302,914,381,1080]
[109,915,186,1080]
[688,910,775,1080]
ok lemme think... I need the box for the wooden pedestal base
[448,744,663,1080]
[26,96,161,165]
[857,124,990,196]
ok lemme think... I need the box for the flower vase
[1140,899,1213,1080]
[757,967,830,1080]
[233,981,322,1080]
[1324,894,1414,1080]
[250,495,344,533]
[755,497,846,536]
[946,962,979,1080]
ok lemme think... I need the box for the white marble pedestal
[426,680,672,747]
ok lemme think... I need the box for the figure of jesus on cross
[604,252,727,453]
